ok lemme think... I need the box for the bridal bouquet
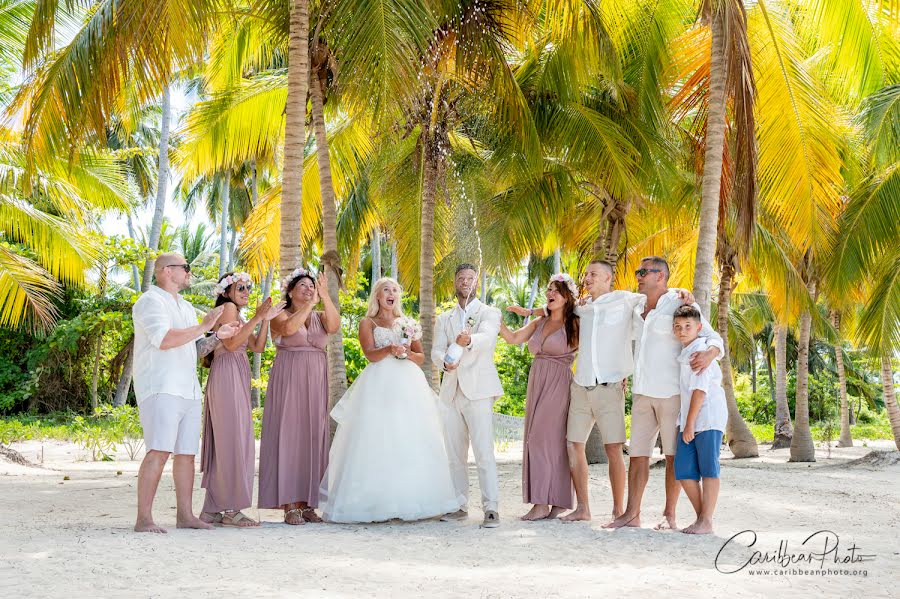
[394,316,423,345]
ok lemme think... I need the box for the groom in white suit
[431,264,502,528]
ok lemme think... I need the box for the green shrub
[493,341,532,417]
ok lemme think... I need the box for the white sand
[1,439,897,598]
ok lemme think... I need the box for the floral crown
[549,273,578,297]
[214,272,252,297]
[280,267,315,290]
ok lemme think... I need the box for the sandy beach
[1,440,897,598]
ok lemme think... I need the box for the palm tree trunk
[218,177,231,279]
[880,355,900,451]
[113,340,134,407]
[717,263,759,457]
[371,228,381,283]
[280,0,310,278]
[227,226,238,271]
[833,311,853,447]
[141,86,171,290]
[90,266,109,410]
[251,267,273,408]
[789,281,817,462]
[765,335,775,404]
[309,73,348,409]
[751,344,757,395]
[419,148,439,386]
[692,11,728,319]
[553,248,561,273]
[126,214,141,292]
[390,241,398,279]
[480,271,488,302]
[772,323,793,448]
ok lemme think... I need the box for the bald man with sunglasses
[605,256,723,532]
[131,253,241,533]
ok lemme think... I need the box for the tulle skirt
[319,357,465,523]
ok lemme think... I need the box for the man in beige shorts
[605,257,722,531]
[554,261,642,522]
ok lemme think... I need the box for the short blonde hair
[366,277,404,318]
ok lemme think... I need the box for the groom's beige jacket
[431,299,504,402]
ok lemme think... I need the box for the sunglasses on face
[236,284,252,292]
[635,268,662,278]
[166,263,191,273]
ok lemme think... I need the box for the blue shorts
[674,429,723,480]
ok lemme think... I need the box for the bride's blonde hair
[366,277,405,318]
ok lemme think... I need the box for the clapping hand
[317,271,329,295]
[262,300,286,322]
[201,305,226,330]
[254,297,274,321]
[217,321,242,340]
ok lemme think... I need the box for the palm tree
[832,310,853,447]
[880,356,900,451]
[279,0,310,279]
[141,87,172,289]
[772,323,793,448]
[0,129,130,330]
[690,0,755,318]
[309,34,349,406]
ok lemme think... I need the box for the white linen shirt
[574,290,645,386]
[455,298,482,331]
[632,290,724,398]
[677,337,728,433]
[132,285,203,403]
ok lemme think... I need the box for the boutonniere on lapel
[465,316,477,331]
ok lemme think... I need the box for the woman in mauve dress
[258,269,339,525]
[500,274,579,520]
[200,272,283,527]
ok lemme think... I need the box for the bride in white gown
[319,277,465,523]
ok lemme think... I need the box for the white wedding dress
[319,325,465,523]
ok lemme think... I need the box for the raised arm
[271,299,316,338]
[499,316,542,345]
[316,272,341,334]
[133,301,223,351]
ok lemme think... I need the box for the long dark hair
[283,273,316,310]
[549,280,580,349]
[202,272,239,368]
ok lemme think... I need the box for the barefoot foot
[561,507,592,522]
[682,518,713,535]
[545,506,566,520]
[176,515,215,530]
[134,519,167,533]
[603,512,641,529]
[521,505,551,521]
[653,514,678,531]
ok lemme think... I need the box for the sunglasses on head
[635,268,662,277]
[166,263,191,273]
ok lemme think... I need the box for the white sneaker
[481,510,500,528]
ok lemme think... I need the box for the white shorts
[138,393,202,455]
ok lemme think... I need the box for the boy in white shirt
[672,305,728,535]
